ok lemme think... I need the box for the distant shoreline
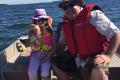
[0,1,60,6]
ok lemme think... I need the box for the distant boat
[0,35,120,80]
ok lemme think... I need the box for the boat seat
[108,53,120,80]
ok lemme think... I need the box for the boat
[0,35,120,80]
[0,36,56,80]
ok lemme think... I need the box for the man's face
[63,3,81,20]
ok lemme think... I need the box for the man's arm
[95,32,120,64]
[90,10,120,64]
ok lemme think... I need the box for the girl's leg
[41,61,51,80]
[39,52,51,80]
[28,54,40,80]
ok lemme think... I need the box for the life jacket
[42,32,53,52]
[29,33,53,52]
[62,4,110,59]
[29,34,42,52]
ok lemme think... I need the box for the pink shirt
[42,33,53,46]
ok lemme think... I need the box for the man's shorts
[83,55,109,74]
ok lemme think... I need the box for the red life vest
[62,4,110,59]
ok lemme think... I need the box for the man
[52,0,120,80]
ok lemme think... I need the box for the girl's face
[37,18,48,30]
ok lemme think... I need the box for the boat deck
[0,36,120,80]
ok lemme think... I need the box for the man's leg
[51,64,69,80]
[91,68,108,80]
[85,55,109,80]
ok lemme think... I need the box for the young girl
[28,9,53,80]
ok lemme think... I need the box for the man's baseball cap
[58,0,83,9]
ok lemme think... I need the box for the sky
[0,0,60,5]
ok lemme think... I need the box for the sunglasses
[38,18,48,23]
[62,3,75,10]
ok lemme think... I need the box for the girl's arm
[41,38,56,62]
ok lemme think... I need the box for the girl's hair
[45,27,53,36]
[30,24,36,27]
[32,19,38,24]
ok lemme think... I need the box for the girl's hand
[41,50,53,62]
[41,55,50,62]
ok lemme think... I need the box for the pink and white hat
[32,9,49,20]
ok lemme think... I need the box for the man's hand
[94,54,112,66]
